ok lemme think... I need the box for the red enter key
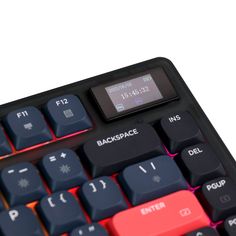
[109,190,210,236]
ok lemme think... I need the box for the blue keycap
[70,223,108,236]
[4,106,52,150]
[0,127,12,156]
[39,149,88,191]
[44,94,92,137]
[119,155,188,205]
[0,206,44,236]
[37,191,86,236]
[0,162,47,206]
[79,176,127,221]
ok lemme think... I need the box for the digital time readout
[105,74,163,112]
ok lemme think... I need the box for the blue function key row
[0,94,92,155]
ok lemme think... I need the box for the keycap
[0,127,12,156]
[110,190,210,236]
[221,215,236,235]
[37,191,86,236]
[0,162,47,206]
[39,149,88,191]
[199,177,236,222]
[159,112,204,153]
[185,227,220,236]
[79,176,128,221]
[119,155,188,205]
[0,205,44,236]
[180,144,226,187]
[70,223,108,236]
[44,94,92,137]
[3,106,52,150]
[82,123,165,177]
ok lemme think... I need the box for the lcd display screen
[105,74,163,112]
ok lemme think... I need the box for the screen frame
[91,67,178,120]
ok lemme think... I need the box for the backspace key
[81,124,165,177]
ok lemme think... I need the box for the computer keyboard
[0,57,235,236]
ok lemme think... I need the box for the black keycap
[81,124,165,177]
[44,94,92,137]
[185,227,220,236]
[39,149,88,191]
[159,112,204,153]
[4,106,52,150]
[180,144,226,187]
[199,177,236,222]
[37,191,86,236]
[0,127,12,156]
[0,205,44,236]
[119,155,188,205]
[222,215,236,236]
[0,162,47,206]
[70,223,108,236]
[79,176,127,221]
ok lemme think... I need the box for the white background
[0,1,236,159]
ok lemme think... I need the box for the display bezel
[91,67,178,120]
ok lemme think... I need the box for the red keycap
[109,190,210,236]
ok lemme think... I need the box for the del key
[82,124,165,177]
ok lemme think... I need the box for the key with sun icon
[39,149,88,191]
[0,162,47,206]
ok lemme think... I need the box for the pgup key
[0,206,44,236]
[199,177,236,222]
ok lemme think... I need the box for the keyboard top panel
[0,57,235,180]
[0,57,235,236]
